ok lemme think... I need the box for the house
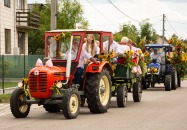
[157,35,169,44]
[0,0,40,55]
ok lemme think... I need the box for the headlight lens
[56,82,62,88]
[18,82,23,87]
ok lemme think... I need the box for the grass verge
[0,94,11,103]
[0,82,17,88]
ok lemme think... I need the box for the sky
[27,0,187,40]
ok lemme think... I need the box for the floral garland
[168,37,187,78]
[148,67,158,74]
[98,49,117,76]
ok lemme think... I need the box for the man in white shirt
[150,49,161,63]
[103,34,120,63]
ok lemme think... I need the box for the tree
[114,23,139,43]
[28,0,89,55]
[139,19,157,44]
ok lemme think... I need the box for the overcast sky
[28,0,187,40]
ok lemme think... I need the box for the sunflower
[61,32,65,38]
[144,51,149,57]
[168,38,174,44]
[176,40,183,47]
[54,34,60,41]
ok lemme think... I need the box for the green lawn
[0,94,11,103]
[0,82,17,88]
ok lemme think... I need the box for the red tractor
[10,30,113,119]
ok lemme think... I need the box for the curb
[0,87,17,95]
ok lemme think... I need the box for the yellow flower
[176,40,182,46]
[168,38,174,44]
[127,50,134,56]
[61,32,65,38]
[181,54,186,62]
[139,41,143,47]
[144,51,149,57]
[138,49,142,55]
[54,34,60,41]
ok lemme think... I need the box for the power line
[107,0,140,23]
[165,17,180,37]
[85,0,119,28]
[169,20,187,25]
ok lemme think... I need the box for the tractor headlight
[56,82,63,88]
[18,82,23,87]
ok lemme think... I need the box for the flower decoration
[98,49,117,76]
[168,38,174,44]
[144,50,149,57]
[148,67,158,74]
[54,34,60,41]
[176,40,183,47]
[61,32,65,38]
[139,36,146,49]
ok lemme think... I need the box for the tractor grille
[29,72,47,92]
[54,72,65,77]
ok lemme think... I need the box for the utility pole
[50,0,58,30]
[162,14,165,44]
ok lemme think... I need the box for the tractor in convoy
[142,44,179,91]
[10,30,113,119]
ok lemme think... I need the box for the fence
[0,55,44,94]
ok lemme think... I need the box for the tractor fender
[85,61,113,76]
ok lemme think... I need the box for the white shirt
[118,44,130,53]
[150,53,161,62]
[78,43,98,68]
[103,40,120,54]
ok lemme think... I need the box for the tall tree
[28,0,89,55]
[114,23,139,43]
[139,19,157,44]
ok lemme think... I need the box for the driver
[150,49,161,63]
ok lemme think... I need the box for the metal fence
[0,55,44,94]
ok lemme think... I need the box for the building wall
[0,0,29,55]
[157,36,169,44]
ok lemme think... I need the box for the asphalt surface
[1,80,187,130]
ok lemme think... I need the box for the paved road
[1,80,187,130]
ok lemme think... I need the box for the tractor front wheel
[86,68,111,113]
[10,88,30,118]
[62,89,80,119]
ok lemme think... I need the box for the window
[5,29,11,54]
[4,0,11,8]
[18,0,25,10]
[18,32,25,54]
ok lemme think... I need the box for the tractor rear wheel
[165,75,171,91]
[62,89,80,119]
[86,68,111,113]
[133,78,142,102]
[171,66,177,90]
[117,84,128,107]
[177,74,181,87]
[10,88,30,118]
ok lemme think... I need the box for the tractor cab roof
[145,43,172,48]
[145,43,173,52]
[45,29,112,34]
